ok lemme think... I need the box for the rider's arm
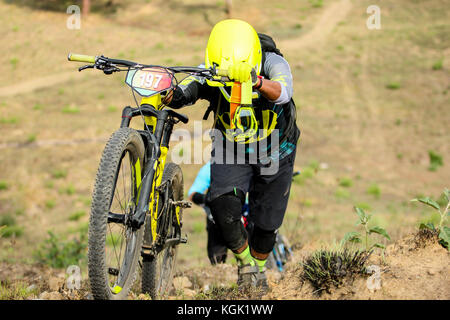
[166,73,211,109]
[256,52,294,104]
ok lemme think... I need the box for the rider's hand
[227,62,257,84]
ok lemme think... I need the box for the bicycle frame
[118,94,187,255]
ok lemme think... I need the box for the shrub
[367,184,381,198]
[338,177,353,188]
[34,231,87,268]
[411,189,449,250]
[428,150,443,171]
[301,249,370,294]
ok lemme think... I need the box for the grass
[68,211,85,221]
[0,117,18,124]
[0,181,8,191]
[335,188,351,199]
[432,59,443,70]
[45,199,56,209]
[386,82,401,90]
[61,105,80,114]
[338,177,353,188]
[34,231,87,268]
[0,214,24,238]
[367,184,381,198]
[301,248,370,294]
[428,150,443,171]
[0,282,38,300]
[51,169,67,179]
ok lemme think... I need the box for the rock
[427,269,436,276]
[183,289,196,297]
[173,276,192,290]
[40,291,63,300]
[48,276,65,291]
[138,294,151,300]
[319,162,329,170]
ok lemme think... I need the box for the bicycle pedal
[180,235,188,244]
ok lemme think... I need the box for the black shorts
[209,151,296,230]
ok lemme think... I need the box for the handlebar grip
[216,69,228,77]
[67,53,96,63]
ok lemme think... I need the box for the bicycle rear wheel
[88,128,145,300]
[141,162,184,299]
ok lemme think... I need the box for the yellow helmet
[205,19,262,87]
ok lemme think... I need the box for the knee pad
[250,225,277,254]
[209,191,247,251]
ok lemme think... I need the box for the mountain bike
[67,53,234,299]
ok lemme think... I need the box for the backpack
[258,33,284,76]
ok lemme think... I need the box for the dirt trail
[280,0,353,51]
[0,0,352,98]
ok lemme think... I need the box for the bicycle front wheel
[88,128,146,300]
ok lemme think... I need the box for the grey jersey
[262,52,294,105]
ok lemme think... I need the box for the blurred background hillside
[0,0,448,275]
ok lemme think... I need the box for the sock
[252,256,267,272]
[234,246,255,266]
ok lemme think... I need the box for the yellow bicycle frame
[137,94,181,244]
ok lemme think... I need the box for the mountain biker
[166,19,300,292]
[188,161,293,270]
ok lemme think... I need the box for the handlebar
[67,53,96,63]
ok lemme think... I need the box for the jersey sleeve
[187,162,211,196]
[263,52,294,105]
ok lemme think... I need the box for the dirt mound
[267,234,450,300]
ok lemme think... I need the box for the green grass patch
[367,184,381,198]
[69,211,85,221]
[428,150,443,171]
[309,0,323,8]
[26,134,36,143]
[62,105,80,114]
[45,199,56,209]
[0,181,8,191]
[107,105,118,112]
[432,59,443,70]
[34,231,87,268]
[0,117,18,124]
[51,169,67,179]
[386,82,401,90]
[335,188,351,199]
[338,177,353,188]
[0,282,38,300]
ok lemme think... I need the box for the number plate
[125,67,174,97]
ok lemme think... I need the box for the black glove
[192,192,206,205]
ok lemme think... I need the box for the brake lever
[78,64,94,72]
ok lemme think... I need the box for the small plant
[0,215,23,238]
[0,282,38,300]
[51,169,67,179]
[62,105,80,114]
[309,0,323,8]
[432,59,443,71]
[34,230,87,268]
[335,188,350,199]
[367,183,381,198]
[301,248,370,294]
[338,177,353,188]
[69,211,85,221]
[107,105,118,112]
[411,188,449,250]
[428,150,443,171]
[0,181,8,191]
[45,199,56,209]
[386,82,401,90]
[342,207,390,251]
